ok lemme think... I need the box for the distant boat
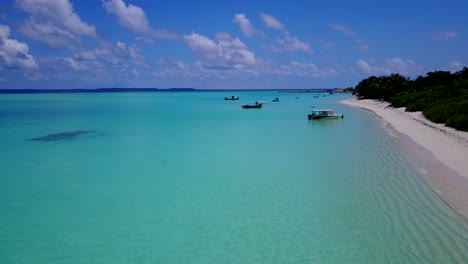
[242,102,262,109]
[225,96,239,100]
[272,97,280,102]
[308,109,343,120]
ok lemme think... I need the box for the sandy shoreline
[342,98,468,217]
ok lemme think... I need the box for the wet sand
[342,98,468,218]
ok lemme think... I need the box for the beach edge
[341,98,468,218]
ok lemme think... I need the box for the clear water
[0,91,467,263]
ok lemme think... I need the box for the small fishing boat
[308,109,343,120]
[242,102,262,109]
[225,96,239,100]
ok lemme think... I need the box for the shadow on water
[307,119,344,128]
[28,130,97,141]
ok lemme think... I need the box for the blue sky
[0,0,467,89]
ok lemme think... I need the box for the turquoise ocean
[0,91,467,263]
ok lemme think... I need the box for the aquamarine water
[0,91,467,263]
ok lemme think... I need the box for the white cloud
[184,33,218,57]
[18,22,80,49]
[64,57,80,70]
[16,0,96,48]
[286,61,313,76]
[184,32,256,70]
[102,0,149,33]
[260,13,285,31]
[57,41,146,75]
[0,24,38,69]
[233,13,261,37]
[357,59,371,73]
[331,24,356,36]
[355,39,369,51]
[16,0,96,36]
[432,31,458,40]
[357,58,423,75]
[32,41,148,86]
[153,59,190,78]
[386,57,407,69]
[75,49,108,62]
[102,0,177,39]
[132,69,138,78]
[269,61,336,78]
[317,40,334,51]
[279,33,313,53]
[266,32,313,54]
[332,24,370,52]
[23,71,46,81]
[116,41,127,51]
[448,61,465,72]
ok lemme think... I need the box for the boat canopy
[312,109,336,115]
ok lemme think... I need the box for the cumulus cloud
[184,32,256,70]
[266,32,313,54]
[18,22,81,49]
[357,58,423,75]
[28,40,149,87]
[278,33,313,53]
[233,13,261,37]
[331,23,356,36]
[0,24,38,69]
[153,59,190,78]
[16,0,96,48]
[102,0,149,33]
[102,0,177,39]
[260,13,285,31]
[59,41,145,75]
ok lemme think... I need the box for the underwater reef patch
[29,130,96,141]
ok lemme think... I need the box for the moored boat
[242,102,262,109]
[225,96,239,100]
[308,109,343,120]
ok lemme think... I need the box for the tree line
[352,67,468,131]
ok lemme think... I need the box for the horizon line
[0,87,339,94]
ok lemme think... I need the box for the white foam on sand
[342,98,468,217]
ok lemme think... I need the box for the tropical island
[351,67,468,131]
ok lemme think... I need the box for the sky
[0,0,467,89]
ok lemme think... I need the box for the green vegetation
[343,87,354,93]
[353,68,468,131]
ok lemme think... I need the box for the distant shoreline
[342,98,468,218]
[0,88,341,94]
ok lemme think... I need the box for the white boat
[308,109,343,120]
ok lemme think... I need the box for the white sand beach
[342,98,468,217]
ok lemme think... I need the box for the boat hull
[242,104,262,109]
[308,114,343,120]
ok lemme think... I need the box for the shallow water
[0,91,467,263]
